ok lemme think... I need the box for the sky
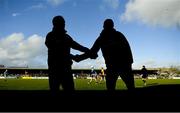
[0,0,179,69]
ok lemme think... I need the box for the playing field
[0,78,180,90]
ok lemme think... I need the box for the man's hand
[83,47,90,53]
[87,51,98,59]
[73,54,83,62]
[72,50,98,62]
[89,53,98,59]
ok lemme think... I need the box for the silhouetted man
[76,19,135,91]
[141,65,148,86]
[45,16,89,93]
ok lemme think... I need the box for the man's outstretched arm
[89,37,101,59]
[73,53,91,62]
[71,39,90,53]
[73,37,101,62]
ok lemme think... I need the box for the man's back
[97,29,133,69]
[142,66,148,77]
[45,31,73,66]
[76,18,135,90]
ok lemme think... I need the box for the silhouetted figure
[88,66,98,84]
[100,67,105,82]
[45,16,89,93]
[76,19,135,91]
[141,65,148,86]
[4,69,8,82]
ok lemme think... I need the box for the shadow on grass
[0,84,180,111]
[0,84,180,95]
[146,82,159,86]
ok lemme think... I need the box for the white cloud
[12,13,21,17]
[0,33,106,69]
[121,0,180,27]
[12,3,45,17]
[132,58,180,69]
[47,0,67,6]
[0,33,47,68]
[100,0,119,10]
[1,33,177,69]
[28,3,46,10]
[132,59,157,69]
[72,56,106,69]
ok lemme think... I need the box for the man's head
[103,19,114,29]
[52,15,65,29]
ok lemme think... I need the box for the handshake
[72,51,98,62]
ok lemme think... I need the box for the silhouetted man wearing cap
[76,19,135,91]
[45,16,89,93]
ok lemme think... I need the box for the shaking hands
[72,51,98,62]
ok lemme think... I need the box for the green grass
[0,79,49,90]
[0,78,180,90]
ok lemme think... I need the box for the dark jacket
[90,28,133,70]
[45,28,89,68]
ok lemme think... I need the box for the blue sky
[0,0,179,69]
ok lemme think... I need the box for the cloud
[121,0,180,27]
[72,56,106,69]
[11,3,45,17]
[12,13,21,17]
[100,0,119,10]
[0,33,47,68]
[28,3,46,10]
[132,59,157,69]
[47,0,67,6]
[132,59,180,69]
[0,33,105,69]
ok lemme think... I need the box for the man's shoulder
[64,34,74,42]
[115,31,127,41]
[46,31,53,37]
[115,31,124,36]
[65,34,72,38]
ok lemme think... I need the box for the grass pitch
[0,78,180,90]
[0,78,180,112]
